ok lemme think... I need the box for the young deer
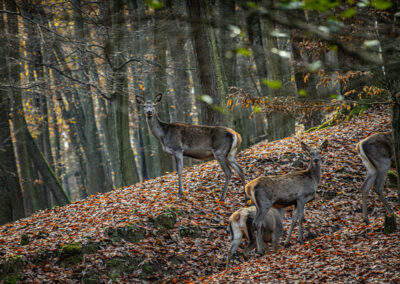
[226,206,283,266]
[246,140,328,252]
[135,94,245,201]
[356,131,394,224]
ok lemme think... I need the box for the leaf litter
[0,105,399,283]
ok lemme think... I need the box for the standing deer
[356,131,394,224]
[226,206,283,266]
[246,140,328,252]
[135,93,245,201]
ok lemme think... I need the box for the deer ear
[153,93,163,104]
[320,139,329,151]
[135,96,145,105]
[301,142,310,153]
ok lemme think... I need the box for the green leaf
[371,0,392,9]
[199,95,213,104]
[235,48,251,57]
[247,1,259,8]
[329,45,338,52]
[261,79,282,89]
[303,0,340,11]
[253,105,261,113]
[309,60,322,72]
[341,8,357,18]
[298,89,308,97]
[145,0,164,9]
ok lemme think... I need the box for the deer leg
[373,163,393,215]
[228,157,248,200]
[361,172,376,224]
[174,151,184,197]
[254,195,271,254]
[215,155,232,201]
[296,201,306,245]
[272,221,283,252]
[284,206,299,247]
[227,229,243,267]
[244,222,256,258]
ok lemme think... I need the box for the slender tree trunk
[378,4,400,193]
[186,0,226,126]
[154,6,174,175]
[6,1,69,211]
[72,0,113,194]
[108,0,139,187]
[0,0,25,222]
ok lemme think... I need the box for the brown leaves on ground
[0,105,398,283]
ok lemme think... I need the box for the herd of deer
[136,94,396,265]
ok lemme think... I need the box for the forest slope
[0,106,399,283]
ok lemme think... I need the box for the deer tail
[357,140,376,173]
[245,180,258,208]
[226,129,242,158]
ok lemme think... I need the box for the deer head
[301,139,329,165]
[135,93,163,118]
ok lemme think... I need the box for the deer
[245,139,328,253]
[355,131,395,224]
[135,93,246,201]
[226,206,283,266]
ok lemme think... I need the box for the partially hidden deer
[135,93,246,201]
[226,206,283,266]
[246,140,328,253]
[356,131,395,224]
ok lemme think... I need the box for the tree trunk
[186,0,226,126]
[0,2,25,222]
[154,6,175,176]
[378,3,400,194]
[72,0,113,194]
[108,0,139,187]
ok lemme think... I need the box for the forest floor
[1,105,399,283]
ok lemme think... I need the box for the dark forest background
[0,0,399,225]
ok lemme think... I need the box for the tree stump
[384,213,396,234]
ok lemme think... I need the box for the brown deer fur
[136,93,245,200]
[356,131,394,224]
[226,206,283,266]
[246,140,328,252]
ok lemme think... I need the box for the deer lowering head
[226,206,283,267]
[356,131,394,224]
[245,139,328,253]
[135,93,246,201]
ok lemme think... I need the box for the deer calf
[246,140,328,252]
[226,206,283,266]
[356,131,394,224]
[136,94,245,201]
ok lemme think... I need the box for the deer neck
[146,114,168,140]
[307,161,321,184]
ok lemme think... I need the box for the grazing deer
[226,206,283,266]
[135,93,245,201]
[246,140,328,252]
[356,131,394,224]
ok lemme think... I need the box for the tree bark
[186,0,226,126]
[0,0,25,222]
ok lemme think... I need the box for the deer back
[246,170,318,208]
[164,123,240,160]
[356,131,393,165]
